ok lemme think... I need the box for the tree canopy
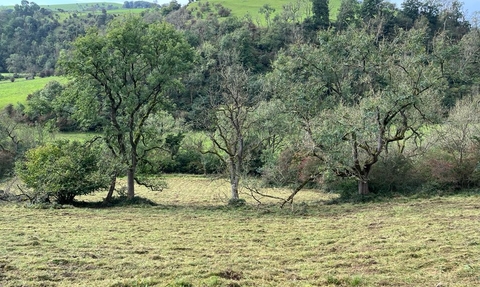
[59,15,194,199]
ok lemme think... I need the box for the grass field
[43,2,123,11]
[189,0,342,25]
[0,176,479,286]
[0,76,68,109]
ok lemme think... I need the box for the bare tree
[200,55,262,201]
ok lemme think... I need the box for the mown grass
[0,76,68,109]
[0,176,479,286]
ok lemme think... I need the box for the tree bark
[358,180,369,195]
[229,161,240,199]
[105,175,116,202]
[127,168,135,199]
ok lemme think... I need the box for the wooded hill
[1,0,479,204]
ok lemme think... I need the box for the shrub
[417,94,480,190]
[261,147,322,188]
[369,152,424,195]
[416,147,480,190]
[0,151,15,179]
[16,140,110,204]
[137,146,223,175]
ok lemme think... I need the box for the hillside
[188,0,342,24]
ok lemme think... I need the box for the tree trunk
[105,175,116,202]
[127,168,135,199]
[231,176,240,200]
[358,180,369,195]
[229,160,240,199]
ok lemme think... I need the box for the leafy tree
[336,0,360,31]
[312,0,329,29]
[24,80,78,131]
[16,141,110,204]
[259,4,276,27]
[360,0,382,22]
[59,15,194,199]
[268,27,445,195]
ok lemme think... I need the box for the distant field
[189,0,342,25]
[0,76,68,109]
[0,176,479,286]
[0,2,143,14]
[43,2,123,11]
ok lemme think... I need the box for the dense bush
[369,152,424,195]
[16,140,110,204]
[261,147,322,188]
[0,151,15,179]
[137,146,223,175]
[416,148,480,191]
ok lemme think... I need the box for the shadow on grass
[72,196,159,208]
[327,186,480,205]
[69,194,324,216]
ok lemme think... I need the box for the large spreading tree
[60,15,194,199]
[268,26,446,195]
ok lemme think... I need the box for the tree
[60,15,194,199]
[259,4,276,27]
[336,0,360,30]
[198,53,263,201]
[268,27,445,195]
[361,0,382,22]
[312,0,329,29]
[424,94,480,188]
[16,141,110,204]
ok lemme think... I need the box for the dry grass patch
[0,176,479,286]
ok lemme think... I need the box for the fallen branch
[280,179,311,208]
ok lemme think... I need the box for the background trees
[3,0,480,202]
[60,15,194,199]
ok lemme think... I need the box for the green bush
[137,146,223,175]
[16,140,110,204]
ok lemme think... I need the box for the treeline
[123,1,160,9]
[1,0,479,205]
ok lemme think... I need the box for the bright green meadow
[0,176,479,286]
[0,76,68,109]
[189,0,342,24]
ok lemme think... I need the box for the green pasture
[189,0,342,25]
[0,76,68,109]
[39,2,123,11]
[0,176,479,286]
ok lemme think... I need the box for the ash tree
[268,26,445,195]
[60,15,194,199]
[193,45,271,202]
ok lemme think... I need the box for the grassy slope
[0,176,479,286]
[0,76,68,109]
[42,2,123,11]
[189,0,342,24]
